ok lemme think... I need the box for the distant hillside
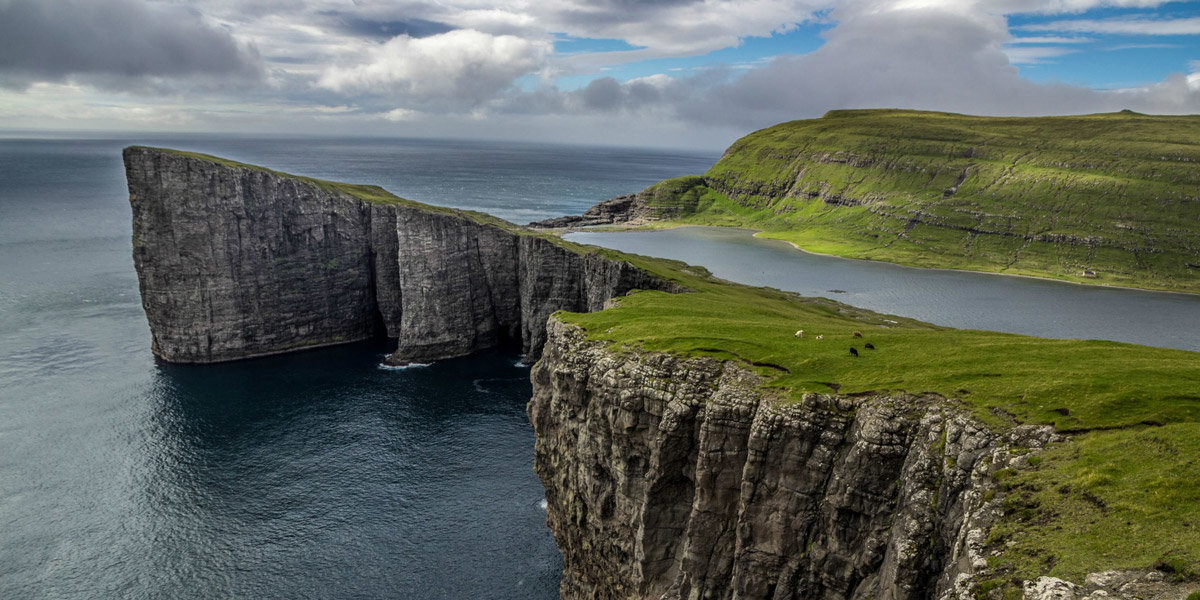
[562,110,1200,294]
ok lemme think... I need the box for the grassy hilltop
[637,109,1200,293]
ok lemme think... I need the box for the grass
[633,109,1200,294]
[987,424,1200,584]
[129,146,532,235]
[555,250,1200,586]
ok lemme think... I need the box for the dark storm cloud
[0,0,263,90]
[579,76,668,111]
[317,11,454,40]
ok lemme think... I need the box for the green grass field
[635,110,1200,294]
[557,249,1200,589]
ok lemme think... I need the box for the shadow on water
[134,342,560,600]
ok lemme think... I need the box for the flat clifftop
[129,146,524,230]
[540,110,1200,294]
[124,146,679,365]
[537,312,1200,599]
[550,248,1200,597]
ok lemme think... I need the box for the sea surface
[0,136,719,599]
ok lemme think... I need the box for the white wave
[377,361,433,370]
[538,498,548,511]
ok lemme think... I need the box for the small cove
[566,226,1200,353]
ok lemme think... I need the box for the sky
[2,0,1200,149]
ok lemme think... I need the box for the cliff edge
[124,146,678,364]
[530,319,1055,600]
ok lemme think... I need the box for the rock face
[529,193,641,228]
[528,319,1057,600]
[125,147,676,364]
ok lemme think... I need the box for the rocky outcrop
[1022,572,1200,600]
[528,319,1058,600]
[125,146,678,364]
[529,193,642,228]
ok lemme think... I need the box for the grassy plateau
[557,248,1200,591]
[631,109,1200,294]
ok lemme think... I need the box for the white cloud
[1007,35,1093,43]
[318,29,551,108]
[1004,45,1081,63]
[384,107,420,121]
[1021,16,1200,35]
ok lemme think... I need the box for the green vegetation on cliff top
[635,109,1200,294]
[558,250,1200,588]
[131,146,529,234]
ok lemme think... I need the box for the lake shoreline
[558,223,1200,299]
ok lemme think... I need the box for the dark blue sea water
[0,136,720,599]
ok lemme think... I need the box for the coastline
[557,222,1200,299]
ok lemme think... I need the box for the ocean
[0,135,720,599]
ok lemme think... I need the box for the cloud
[495,0,1200,131]
[1021,16,1200,35]
[318,29,551,109]
[316,11,455,41]
[977,0,1169,14]
[1007,35,1093,43]
[1004,45,1081,63]
[0,0,263,90]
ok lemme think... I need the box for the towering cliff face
[124,147,677,364]
[528,319,1058,600]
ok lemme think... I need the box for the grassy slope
[558,255,1200,586]
[640,110,1200,294]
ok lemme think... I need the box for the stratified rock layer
[124,147,675,364]
[528,319,1057,600]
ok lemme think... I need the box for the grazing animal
[794,330,804,338]
[864,342,875,350]
[849,347,859,357]
[815,334,824,340]
[853,331,863,338]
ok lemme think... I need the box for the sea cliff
[529,319,1056,600]
[124,146,676,364]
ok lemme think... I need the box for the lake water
[0,136,719,599]
[567,227,1200,352]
